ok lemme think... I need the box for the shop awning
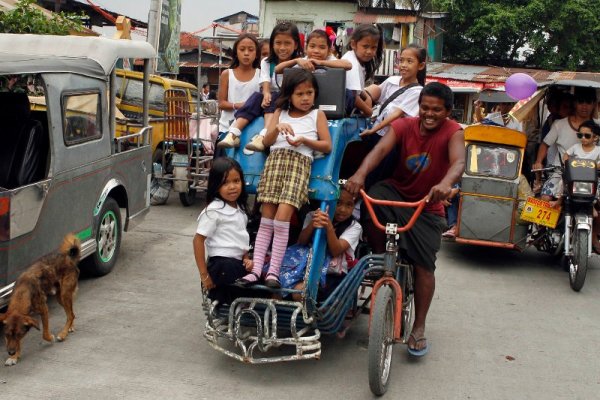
[353,11,416,24]
[426,77,483,93]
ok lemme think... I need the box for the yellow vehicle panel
[114,69,197,154]
[464,125,527,149]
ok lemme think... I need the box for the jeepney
[0,34,156,306]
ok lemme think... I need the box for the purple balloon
[505,73,537,101]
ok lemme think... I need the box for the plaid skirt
[257,148,312,209]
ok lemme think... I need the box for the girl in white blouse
[193,157,252,304]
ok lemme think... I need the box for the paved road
[2,194,600,399]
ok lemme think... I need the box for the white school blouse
[302,211,363,273]
[341,50,365,91]
[270,109,319,160]
[218,68,260,132]
[196,199,250,260]
[259,57,284,90]
[375,76,422,136]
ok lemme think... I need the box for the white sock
[229,127,242,137]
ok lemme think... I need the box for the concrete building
[213,11,259,36]
[258,0,446,77]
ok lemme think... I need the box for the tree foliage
[0,0,84,35]
[434,0,600,71]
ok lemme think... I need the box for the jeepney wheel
[368,284,395,396]
[82,197,122,277]
[179,186,197,207]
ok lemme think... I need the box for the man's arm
[360,107,406,137]
[534,142,549,170]
[345,128,397,195]
[427,129,465,202]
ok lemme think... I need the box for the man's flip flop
[407,333,429,357]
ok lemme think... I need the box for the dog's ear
[23,316,40,331]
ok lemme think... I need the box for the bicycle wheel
[368,284,395,396]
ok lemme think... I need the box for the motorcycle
[557,158,597,291]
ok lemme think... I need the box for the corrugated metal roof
[427,62,600,84]
[179,62,229,69]
[353,11,416,24]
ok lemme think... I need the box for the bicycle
[360,189,426,396]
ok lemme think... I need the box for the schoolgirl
[193,157,252,304]
[217,22,304,151]
[275,29,352,73]
[360,44,426,137]
[277,187,362,302]
[341,24,383,116]
[217,33,260,135]
[236,69,332,288]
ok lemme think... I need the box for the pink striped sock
[242,218,274,282]
[267,220,290,279]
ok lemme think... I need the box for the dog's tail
[60,233,81,262]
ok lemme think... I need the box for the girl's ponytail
[405,43,427,86]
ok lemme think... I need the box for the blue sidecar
[203,114,384,363]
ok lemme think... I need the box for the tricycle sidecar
[455,124,531,249]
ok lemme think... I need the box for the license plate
[519,197,561,228]
[171,153,188,166]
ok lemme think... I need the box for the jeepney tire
[82,197,122,277]
[368,284,395,396]
[569,229,589,292]
[179,187,197,207]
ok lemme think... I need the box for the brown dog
[0,234,81,366]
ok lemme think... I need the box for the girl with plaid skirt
[236,69,332,288]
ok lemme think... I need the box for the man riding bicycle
[346,82,465,356]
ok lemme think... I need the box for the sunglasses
[576,132,594,139]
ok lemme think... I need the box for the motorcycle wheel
[569,228,589,292]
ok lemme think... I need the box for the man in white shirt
[201,83,210,101]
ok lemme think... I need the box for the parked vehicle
[0,34,156,307]
[114,68,198,157]
[152,90,218,206]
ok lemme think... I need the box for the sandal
[264,273,281,289]
[234,272,260,288]
[407,333,429,357]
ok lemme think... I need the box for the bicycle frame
[360,189,426,342]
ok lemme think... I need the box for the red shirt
[388,117,462,216]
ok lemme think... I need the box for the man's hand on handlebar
[427,183,453,203]
[344,173,365,197]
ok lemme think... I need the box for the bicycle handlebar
[531,165,562,173]
[360,189,427,234]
